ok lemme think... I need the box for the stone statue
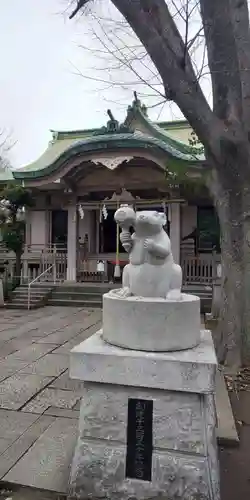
[114,205,182,299]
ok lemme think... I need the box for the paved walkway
[0,308,250,499]
[0,306,102,494]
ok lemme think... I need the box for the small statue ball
[114,205,136,229]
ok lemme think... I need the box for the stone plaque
[125,398,153,481]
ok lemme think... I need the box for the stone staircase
[47,283,212,313]
[6,283,54,309]
[47,284,117,308]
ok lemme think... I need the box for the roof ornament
[126,91,148,117]
[51,131,59,142]
[133,91,140,106]
[106,109,119,133]
[109,188,136,203]
[94,109,131,136]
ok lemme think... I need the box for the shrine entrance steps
[47,283,118,308]
[47,282,212,313]
[5,283,54,310]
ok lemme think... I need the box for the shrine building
[0,94,220,286]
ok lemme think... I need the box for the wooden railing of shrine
[0,243,220,286]
[181,254,217,285]
[0,244,67,284]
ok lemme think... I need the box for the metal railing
[28,264,56,310]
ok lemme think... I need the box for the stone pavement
[1,308,250,499]
[0,306,102,494]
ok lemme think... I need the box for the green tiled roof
[124,100,204,160]
[0,96,204,183]
[17,138,82,173]
[13,131,202,180]
[0,167,14,182]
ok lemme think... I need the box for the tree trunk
[217,211,243,369]
[241,186,250,366]
[15,251,22,286]
[208,163,250,369]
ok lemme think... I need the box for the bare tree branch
[105,0,220,154]
[0,129,14,171]
[69,0,91,19]
[91,15,166,99]
[69,0,218,152]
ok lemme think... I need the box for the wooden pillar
[66,204,77,281]
[25,210,31,247]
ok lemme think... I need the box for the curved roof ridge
[12,130,202,181]
[0,163,14,181]
[135,107,204,160]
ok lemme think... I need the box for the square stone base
[69,331,220,500]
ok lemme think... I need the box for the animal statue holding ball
[114,206,182,299]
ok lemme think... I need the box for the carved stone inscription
[125,398,153,481]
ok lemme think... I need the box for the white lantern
[217,263,222,278]
[97,260,105,273]
[114,264,121,278]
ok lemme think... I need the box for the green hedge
[2,276,19,301]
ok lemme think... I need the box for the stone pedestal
[103,292,201,351]
[69,330,220,500]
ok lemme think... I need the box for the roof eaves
[135,107,204,159]
[157,120,189,130]
[12,132,202,181]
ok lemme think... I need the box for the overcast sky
[0,1,191,168]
